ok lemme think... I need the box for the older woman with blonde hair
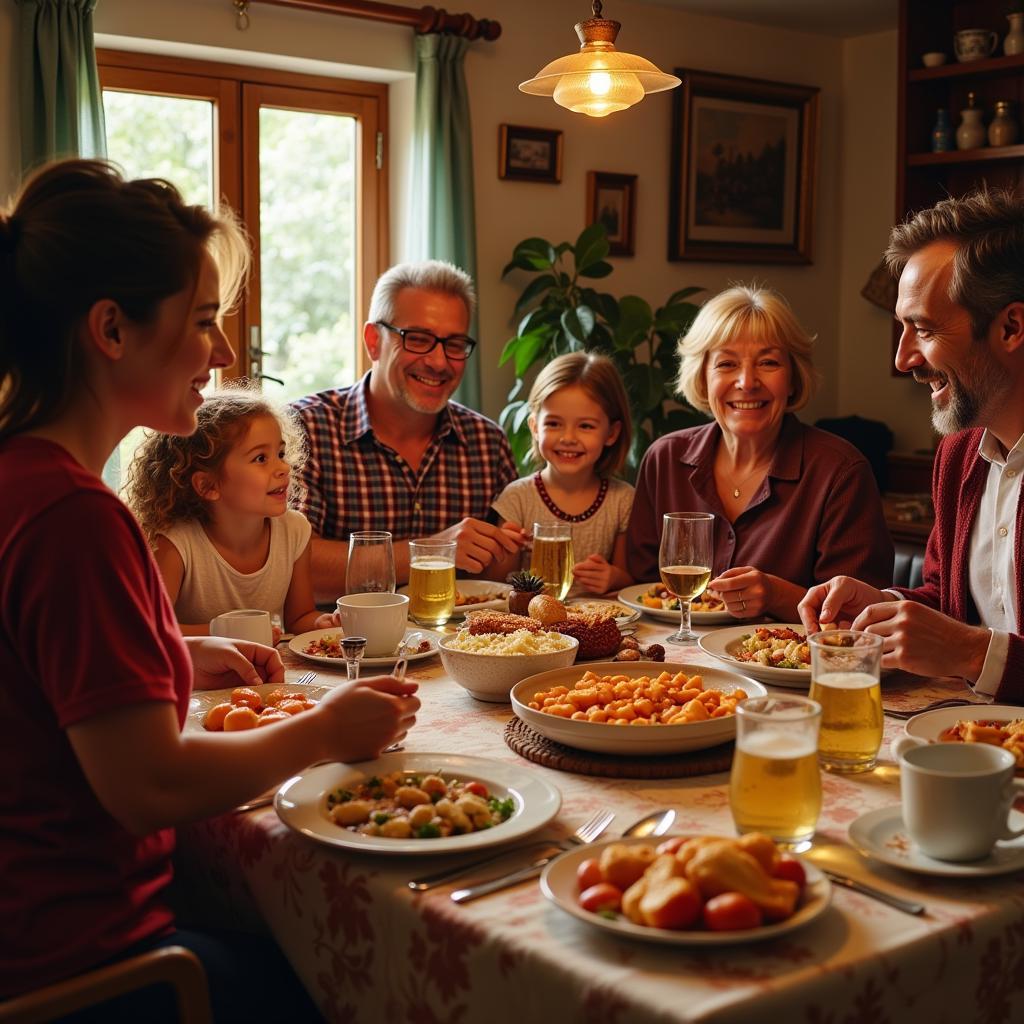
[627,284,893,622]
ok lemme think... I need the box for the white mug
[209,608,274,647]
[954,28,998,62]
[894,738,1024,861]
[336,593,409,658]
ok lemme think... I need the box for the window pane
[101,91,214,207]
[101,90,215,491]
[258,107,358,401]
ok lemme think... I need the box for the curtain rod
[244,0,501,40]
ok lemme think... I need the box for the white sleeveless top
[162,509,312,626]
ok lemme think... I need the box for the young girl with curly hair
[126,386,335,637]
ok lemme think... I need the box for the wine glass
[345,531,396,595]
[658,512,714,644]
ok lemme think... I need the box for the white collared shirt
[969,429,1024,697]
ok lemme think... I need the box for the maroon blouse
[626,415,894,589]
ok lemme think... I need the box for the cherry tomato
[772,853,807,890]
[576,857,604,892]
[579,883,623,914]
[702,892,763,931]
[655,836,687,856]
[463,781,489,799]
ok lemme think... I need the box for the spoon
[446,808,676,903]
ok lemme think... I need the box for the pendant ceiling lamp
[519,0,680,118]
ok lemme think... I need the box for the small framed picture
[499,124,563,183]
[587,172,637,256]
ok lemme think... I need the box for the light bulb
[553,70,645,117]
[588,71,612,96]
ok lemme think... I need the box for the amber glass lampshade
[519,3,680,118]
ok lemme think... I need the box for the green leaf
[654,301,700,334]
[514,236,557,270]
[624,364,664,414]
[514,274,557,316]
[614,295,654,348]
[506,378,524,403]
[499,397,526,430]
[579,260,613,279]
[561,305,595,345]
[501,256,536,277]
[574,222,610,272]
[513,329,550,377]
[498,336,518,368]
[665,286,703,305]
[518,306,553,339]
[512,401,533,433]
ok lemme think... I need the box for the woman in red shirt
[0,160,419,1020]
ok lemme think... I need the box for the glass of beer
[530,522,574,601]
[408,540,457,626]
[658,512,714,644]
[808,629,884,773]
[346,531,396,595]
[730,695,822,851]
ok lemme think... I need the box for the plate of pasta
[904,705,1024,769]
[698,625,811,687]
[274,752,561,854]
[186,681,331,734]
[618,584,734,625]
[511,662,766,755]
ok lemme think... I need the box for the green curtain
[16,0,106,172]
[411,33,481,410]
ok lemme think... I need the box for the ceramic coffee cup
[954,28,998,62]
[895,739,1024,861]
[209,608,274,647]
[336,593,410,657]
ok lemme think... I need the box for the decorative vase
[931,108,952,151]
[957,93,986,150]
[989,101,1019,146]
[1005,13,1024,56]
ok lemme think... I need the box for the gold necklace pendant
[732,486,741,499]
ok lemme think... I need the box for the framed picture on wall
[499,124,563,183]
[587,172,637,256]
[669,69,819,264]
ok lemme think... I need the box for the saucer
[848,806,1024,878]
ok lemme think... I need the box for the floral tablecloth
[177,620,1024,1024]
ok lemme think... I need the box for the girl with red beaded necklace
[490,352,634,596]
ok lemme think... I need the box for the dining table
[175,614,1024,1024]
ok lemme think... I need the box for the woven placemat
[504,717,734,779]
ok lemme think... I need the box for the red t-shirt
[0,437,192,997]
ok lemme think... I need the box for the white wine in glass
[658,512,714,644]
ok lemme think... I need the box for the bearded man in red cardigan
[800,190,1024,705]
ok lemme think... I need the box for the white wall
[1,0,913,447]
[836,30,934,453]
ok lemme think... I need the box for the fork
[394,632,425,682]
[409,808,615,892]
[884,698,976,721]
[292,670,317,686]
[448,810,614,904]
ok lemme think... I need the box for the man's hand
[184,636,285,690]
[708,567,774,619]
[798,576,887,634]
[571,554,615,595]
[433,518,527,573]
[852,601,991,680]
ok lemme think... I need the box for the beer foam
[815,671,878,690]
[738,731,817,760]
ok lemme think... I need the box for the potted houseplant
[498,223,706,478]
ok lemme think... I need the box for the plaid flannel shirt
[290,374,518,542]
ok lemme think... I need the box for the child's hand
[571,554,615,595]
[272,624,283,645]
[314,611,342,630]
[317,676,420,762]
[185,636,286,690]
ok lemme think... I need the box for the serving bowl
[439,634,579,702]
[511,661,765,755]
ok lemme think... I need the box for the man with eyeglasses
[291,260,525,599]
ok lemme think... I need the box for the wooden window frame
[98,49,389,384]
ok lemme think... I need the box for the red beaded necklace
[533,472,609,523]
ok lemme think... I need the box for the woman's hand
[184,636,285,690]
[317,676,421,762]
[798,575,887,634]
[708,567,775,619]
[572,554,616,595]
[314,610,342,629]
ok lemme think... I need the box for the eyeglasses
[375,321,477,361]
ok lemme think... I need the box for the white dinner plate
[288,628,441,668]
[698,624,811,687]
[617,584,735,625]
[511,661,766,755]
[848,805,1024,877]
[541,836,831,945]
[566,598,641,627]
[186,681,331,735]
[904,704,1024,748]
[398,579,511,616]
[275,752,561,855]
